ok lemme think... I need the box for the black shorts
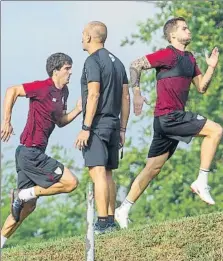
[148,110,207,159]
[16,145,64,189]
[82,128,120,170]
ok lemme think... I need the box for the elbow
[198,87,207,94]
[6,86,16,96]
[56,121,64,128]
[129,61,137,70]
[88,93,100,101]
[7,86,21,98]
[123,95,130,103]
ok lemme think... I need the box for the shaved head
[85,21,107,43]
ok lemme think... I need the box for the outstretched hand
[205,47,219,69]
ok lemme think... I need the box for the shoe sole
[10,189,15,218]
[190,185,215,205]
[10,189,22,222]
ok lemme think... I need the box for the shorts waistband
[20,144,45,152]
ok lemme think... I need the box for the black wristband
[82,124,91,131]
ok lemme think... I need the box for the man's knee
[211,124,223,140]
[145,164,162,178]
[61,167,79,193]
[215,124,223,139]
[144,158,166,178]
[65,176,79,193]
[89,166,107,182]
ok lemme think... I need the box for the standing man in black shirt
[75,21,130,234]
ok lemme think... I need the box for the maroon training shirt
[20,78,69,150]
[146,47,201,116]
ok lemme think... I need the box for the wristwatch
[82,124,91,131]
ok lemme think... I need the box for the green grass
[2,212,223,261]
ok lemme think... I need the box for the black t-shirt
[81,48,128,129]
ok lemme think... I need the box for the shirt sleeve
[22,81,44,99]
[145,48,176,69]
[123,70,129,84]
[85,57,101,83]
[193,62,202,77]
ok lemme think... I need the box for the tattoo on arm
[129,56,151,89]
[201,80,211,92]
[200,67,215,93]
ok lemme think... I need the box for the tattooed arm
[130,56,152,94]
[129,56,152,115]
[192,67,215,93]
[193,47,219,94]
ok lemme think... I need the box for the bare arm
[1,85,26,142]
[74,82,100,150]
[84,82,100,127]
[192,67,215,94]
[129,56,152,95]
[120,84,130,130]
[193,47,219,94]
[3,85,26,123]
[129,56,151,116]
[56,98,82,128]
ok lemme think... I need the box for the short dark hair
[46,53,73,77]
[163,17,186,43]
[89,21,107,43]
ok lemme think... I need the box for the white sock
[1,235,7,248]
[18,187,37,202]
[197,169,209,186]
[120,198,134,215]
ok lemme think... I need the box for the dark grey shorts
[16,145,64,189]
[82,128,120,170]
[148,110,207,159]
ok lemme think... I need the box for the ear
[86,33,91,43]
[53,69,58,76]
[170,31,176,39]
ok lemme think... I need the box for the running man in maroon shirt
[115,17,222,229]
[1,53,82,248]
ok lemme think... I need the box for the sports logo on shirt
[109,54,115,62]
[197,114,205,120]
[52,98,57,102]
[54,167,62,175]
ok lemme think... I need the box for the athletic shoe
[94,222,113,235]
[115,207,130,229]
[108,222,119,231]
[11,189,24,222]
[191,180,215,205]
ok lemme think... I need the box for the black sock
[108,215,114,224]
[98,217,108,228]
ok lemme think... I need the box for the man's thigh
[159,111,207,143]
[18,146,64,189]
[196,119,222,137]
[83,130,108,167]
[148,132,179,160]
[107,129,120,170]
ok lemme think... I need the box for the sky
[1,1,160,166]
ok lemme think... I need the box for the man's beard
[178,37,191,46]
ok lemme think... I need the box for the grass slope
[2,212,223,261]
